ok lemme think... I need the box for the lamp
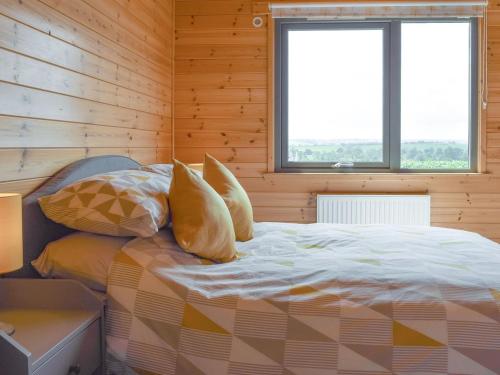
[0,193,23,335]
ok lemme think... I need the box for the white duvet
[106,223,500,375]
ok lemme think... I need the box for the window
[275,19,478,172]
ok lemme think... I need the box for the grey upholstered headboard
[10,155,141,278]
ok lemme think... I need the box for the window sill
[265,171,488,177]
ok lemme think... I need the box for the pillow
[141,163,202,177]
[203,154,254,241]
[140,163,174,178]
[169,160,237,262]
[32,232,130,291]
[187,163,204,175]
[39,170,170,237]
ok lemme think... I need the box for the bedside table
[0,279,105,375]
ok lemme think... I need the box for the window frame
[274,18,479,173]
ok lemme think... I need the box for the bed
[16,156,500,375]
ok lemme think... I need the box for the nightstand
[0,279,105,375]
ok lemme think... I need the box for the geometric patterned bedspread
[105,222,500,375]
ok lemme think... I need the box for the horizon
[289,139,468,144]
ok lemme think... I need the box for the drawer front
[34,320,101,375]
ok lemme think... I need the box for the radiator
[317,194,431,225]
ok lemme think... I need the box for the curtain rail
[270,2,488,9]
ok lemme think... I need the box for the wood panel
[0,47,168,115]
[174,0,500,242]
[0,147,171,181]
[0,0,174,194]
[0,3,169,100]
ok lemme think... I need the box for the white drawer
[33,319,101,375]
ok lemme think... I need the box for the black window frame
[275,18,479,173]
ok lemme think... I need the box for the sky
[288,22,471,144]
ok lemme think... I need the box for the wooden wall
[0,0,174,195]
[4,0,500,242]
[174,0,500,242]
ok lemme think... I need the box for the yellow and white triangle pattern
[105,223,500,375]
[39,170,170,237]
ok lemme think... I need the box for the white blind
[270,2,488,19]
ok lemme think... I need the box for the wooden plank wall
[0,0,174,195]
[174,0,500,242]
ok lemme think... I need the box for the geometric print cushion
[39,170,171,238]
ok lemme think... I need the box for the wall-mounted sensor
[252,16,264,28]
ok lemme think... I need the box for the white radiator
[317,195,431,225]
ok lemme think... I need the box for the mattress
[105,222,500,375]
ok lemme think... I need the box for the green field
[289,141,469,169]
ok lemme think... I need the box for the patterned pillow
[39,170,170,237]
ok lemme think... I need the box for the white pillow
[141,163,202,178]
[32,232,131,291]
[140,163,174,178]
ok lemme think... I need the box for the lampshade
[0,193,23,274]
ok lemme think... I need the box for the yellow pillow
[203,154,254,241]
[39,170,170,237]
[169,160,237,262]
[32,232,130,292]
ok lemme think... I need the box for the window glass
[288,29,384,164]
[401,22,471,169]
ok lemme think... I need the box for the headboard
[10,155,141,278]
